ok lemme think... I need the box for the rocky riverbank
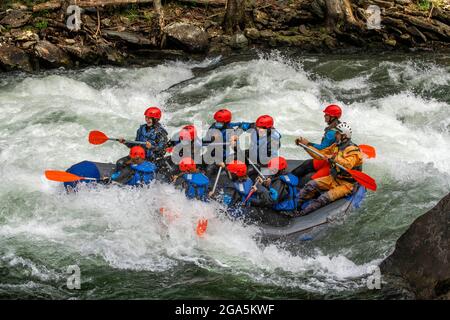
[0,0,450,72]
[380,192,450,300]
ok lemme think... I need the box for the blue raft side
[64,161,101,189]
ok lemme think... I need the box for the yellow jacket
[306,141,363,172]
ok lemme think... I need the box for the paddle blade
[88,130,109,145]
[45,170,83,182]
[348,170,377,191]
[196,219,208,237]
[243,189,255,205]
[359,145,376,159]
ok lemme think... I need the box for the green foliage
[124,4,139,22]
[417,0,431,11]
[416,0,446,11]
[34,19,48,30]
[143,11,154,23]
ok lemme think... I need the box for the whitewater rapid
[0,52,449,298]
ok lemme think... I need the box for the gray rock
[103,30,152,46]
[230,33,248,49]
[0,10,31,28]
[34,40,73,68]
[0,43,33,72]
[244,28,260,40]
[395,0,412,4]
[380,193,450,299]
[253,10,269,26]
[11,29,39,42]
[299,25,308,35]
[164,22,209,53]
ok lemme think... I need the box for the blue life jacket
[233,178,254,206]
[182,172,210,202]
[249,129,281,165]
[272,173,300,212]
[136,124,167,159]
[126,162,157,186]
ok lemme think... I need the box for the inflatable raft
[63,159,366,240]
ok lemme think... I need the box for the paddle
[208,166,223,197]
[241,158,267,206]
[88,130,147,146]
[297,142,377,191]
[247,158,265,179]
[196,219,208,237]
[359,144,376,159]
[45,170,101,183]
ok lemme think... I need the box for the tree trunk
[153,0,165,47]
[223,0,246,34]
[325,0,361,30]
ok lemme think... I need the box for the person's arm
[124,128,140,148]
[250,184,275,207]
[152,128,169,158]
[305,143,334,160]
[334,147,362,170]
[112,166,134,184]
[311,130,336,150]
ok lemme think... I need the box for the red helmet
[130,146,146,159]
[179,157,196,172]
[256,115,274,129]
[323,104,342,118]
[268,157,287,172]
[144,106,162,119]
[214,109,232,123]
[226,160,247,177]
[179,125,196,141]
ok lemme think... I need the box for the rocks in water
[0,10,31,28]
[384,38,397,47]
[230,33,248,49]
[0,43,33,72]
[380,193,450,299]
[164,22,209,53]
[34,40,73,68]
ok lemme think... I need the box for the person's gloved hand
[269,188,278,201]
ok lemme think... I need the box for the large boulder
[380,193,450,299]
[0,10,31,28]
[163,22,209,53]
[34,40,73,68]
[0,43,33,72]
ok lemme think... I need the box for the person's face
[324,114,332,124]
[145,116,154,126]
[215,122,224,129]
[335,132,343,143]
[131,157,144,164]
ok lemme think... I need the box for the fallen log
[33,1,62,12]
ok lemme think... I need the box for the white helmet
[336,122,352,139]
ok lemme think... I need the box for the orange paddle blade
[88,130,109,145]
[45,170,84,182]
[359,145,376,159]
[196,219,208,237]
[348,169,377,191]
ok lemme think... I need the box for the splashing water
[0,51,449,299]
